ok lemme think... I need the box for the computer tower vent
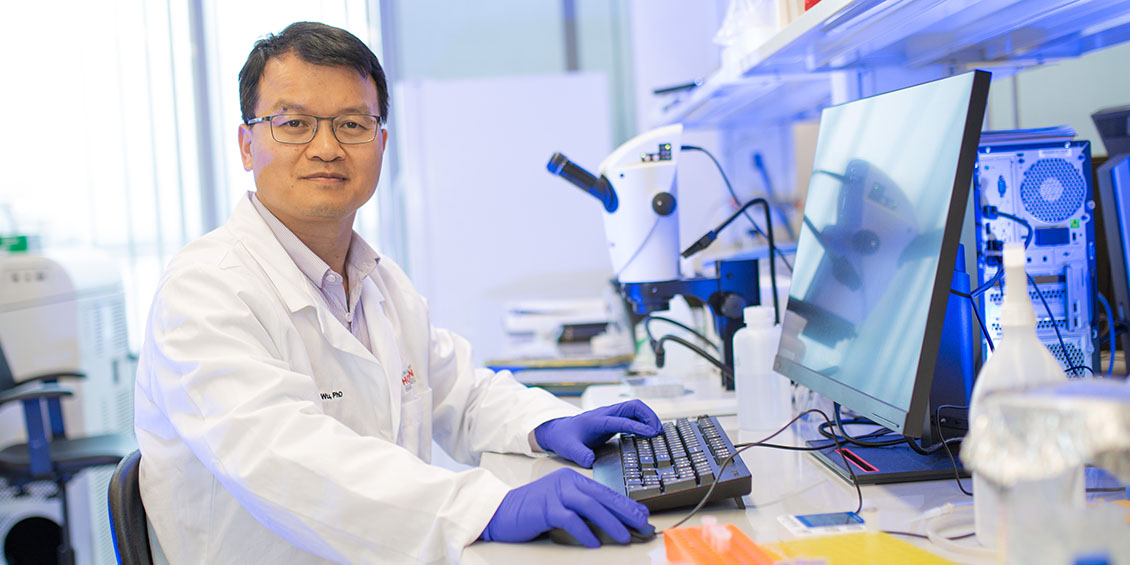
[1047,341,1087,374]
[1020,157,1086,223]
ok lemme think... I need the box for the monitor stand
[804,438,969,485]
[805,247,975,486]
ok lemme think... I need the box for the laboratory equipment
[773,70,990,483]
[972,139,1097,372]
[967,243,1075,548]
[590,415,751,511]
[777,511,867,537]
[1093,105,1130,363]
[547,126,763,390]
[0,249,134,565]
[962,380,1130,560]
[733,306,789,432]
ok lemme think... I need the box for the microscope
[547,125,764,390]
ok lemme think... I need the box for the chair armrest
[18,371,87,383]
[0,381,74,408]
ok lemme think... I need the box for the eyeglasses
[245,113,384,145]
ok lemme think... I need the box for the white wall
[987,41,1130,156]
[626,0,726,132]
[395,73,614,363]
[394,2,565,80]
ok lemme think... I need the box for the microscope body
[548,124,762,390]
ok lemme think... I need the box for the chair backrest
[108,449,153,565]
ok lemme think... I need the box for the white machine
[548,125,768,396]
[0,249,133,565]
[548,124,684,283]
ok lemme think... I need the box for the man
[134,21,660,564]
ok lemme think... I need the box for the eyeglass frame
[244,113,385,145]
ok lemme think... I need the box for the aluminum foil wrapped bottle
[968,243,1075,548]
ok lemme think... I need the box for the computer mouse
[547,519,657,546]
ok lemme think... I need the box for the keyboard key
[627,484,661,500]
[661,474,697,493]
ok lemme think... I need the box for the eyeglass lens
[269,114,380,144]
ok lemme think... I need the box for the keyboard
[592,415,752,512]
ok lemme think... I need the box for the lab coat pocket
[396,387,433,463]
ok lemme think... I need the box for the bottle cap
[743,305,775,326]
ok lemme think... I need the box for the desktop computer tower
[0,250,134,565]
[972,140,1099,373]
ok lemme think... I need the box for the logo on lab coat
[401,366,416,393]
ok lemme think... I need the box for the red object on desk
[805,0,823,9]
[664,523,777,564]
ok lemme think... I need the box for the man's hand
[534,400,661,468]
[479,468,652,547]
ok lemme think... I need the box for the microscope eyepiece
[546,152,618,213]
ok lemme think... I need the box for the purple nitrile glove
[534,399,661,468]
[479,468,653,548]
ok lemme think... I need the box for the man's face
[239,51,388,228]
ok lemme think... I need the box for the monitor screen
[774,71,990,436]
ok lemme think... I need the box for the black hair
[238,21,389,123]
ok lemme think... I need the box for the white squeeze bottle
[733,305,789,433]
[968,244,1076,548]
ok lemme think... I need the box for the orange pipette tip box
[664,523,778,565]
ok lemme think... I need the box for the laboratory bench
[464,415,986,564]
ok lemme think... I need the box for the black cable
[643,315,719,353]
[653,335,732,380]
[905,433,964,455]
[1026,272,1086,376]
[681,196,781,324]
[883,530,975,541]
[935,404,973,496]
[882,530,928,539]
[665,408,863,532]
[995,210,1034,249]
[680,145,794,273]
[752,152,798,241]
[820,405,962,454]
[991,209,1087,376]
[970,264,1003,298]
[816,420,894,443]
[823,402,967,495]
[829,404,909,448]
[968,293,995,352]
[734,442,825,451]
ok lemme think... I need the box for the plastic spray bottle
[733,305,789,433]
[968,243,1078,548]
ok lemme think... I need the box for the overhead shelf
[652,0,1130,128]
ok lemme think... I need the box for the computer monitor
[1093,105,1130,362]
[773,70,990,484]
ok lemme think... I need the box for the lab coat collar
[227,193,386,316]
[224,194,385,365]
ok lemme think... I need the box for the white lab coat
[134,194,580,564]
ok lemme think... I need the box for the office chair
[0,342,136,565]
[108,450,152,565]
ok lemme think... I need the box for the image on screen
[774,71,989,435]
